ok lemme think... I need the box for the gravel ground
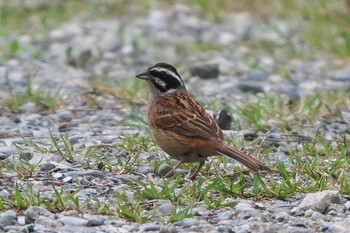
[0,3,350,233]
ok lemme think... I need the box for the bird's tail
[216,144,270,172]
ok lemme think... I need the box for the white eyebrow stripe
[150,67,183,84]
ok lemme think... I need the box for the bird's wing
[151,92,224,140]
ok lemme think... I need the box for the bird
[135,62,270,180]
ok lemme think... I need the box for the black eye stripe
[149,70,182,92]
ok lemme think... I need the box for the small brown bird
[136,62,270,180]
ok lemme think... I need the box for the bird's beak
[135,71,150,80]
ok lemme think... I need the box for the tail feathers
[217,144,270,172]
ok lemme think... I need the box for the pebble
[332,68,350,81]
[298,190,340,213]
[247,69,267,81]
[215,109,232,130]
[158,163,173,177]
[65,170,105,179]
[158,203,176,215]
[0,210,18,227]
[60,216,88,226]
[40,162,56,171]
[0,147,16,160]
[139,223,162,231]
[189,63,220,79]
[236,82,264,93]
[86,217,104,227]
[24,206,52,224]
[275,211,290,222]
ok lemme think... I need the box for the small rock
[19,151,33,161]
[139,223,161,231]
[24,206,52,224]
[158,164,173,177]
[311,211,324,221]
[158,203,176,215]
[40,162,56,172]
[3,225,29,233]
[304,209,313,217]
[0,147,16,160]
[137,166,155,174]
[217,211,232,220]
[190,63,219,79]
[247,69,267,81]
[242,130,258,141]
[332,69,350,81]
[215,109,232,130]
[173,218,200,228]
[236,82,264,93]
[275,211,290,222]
[0,210,17,227]
[344,201,350,211]
[65,170,105,179]
[86,217,104,227]
[62,176,73,183]
[56,110,73,123]
[60,216,88,226]
[298,190,340,213]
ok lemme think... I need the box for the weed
[5,79,62,111]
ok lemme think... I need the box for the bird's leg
[164,161,184,178]
[190,160,205,180]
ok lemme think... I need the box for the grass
[0,0,348,60]
[187,0,350,58]
[1,89,349,221]
[235,90,350,132]
[3,78,64,112]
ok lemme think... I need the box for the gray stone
[173,218,200,228]
[190,63,219,79]
[333,69,350,81]
[24,206,52,224]
[326,218,350,233]
[217,211,232,220]
[60,216,88,226]
[2,225,29,233]
[344,201,350,211]
[0,147,16,160]
[298,190,340,213]
[236,82,264,93]
[304,209,313,217]
[278,84,300,100]
[158,163,173,177]
[65,170,105,179]
[311,211,324,221]
[139,223,162,231]
[275,211,290,222]
[40,162,56,172]
[56,110,73,123]
[158,203,176,215]
[0,210,17,227]
[18,102,37,113]
[247,69,267,81]
[86,217,104,227]
[215,109,232,130]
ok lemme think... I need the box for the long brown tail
[216,144,271,172]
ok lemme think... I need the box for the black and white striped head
[136,63,186,97]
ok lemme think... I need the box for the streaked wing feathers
[152,92,224,140]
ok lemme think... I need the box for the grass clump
[3,79,63,112]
